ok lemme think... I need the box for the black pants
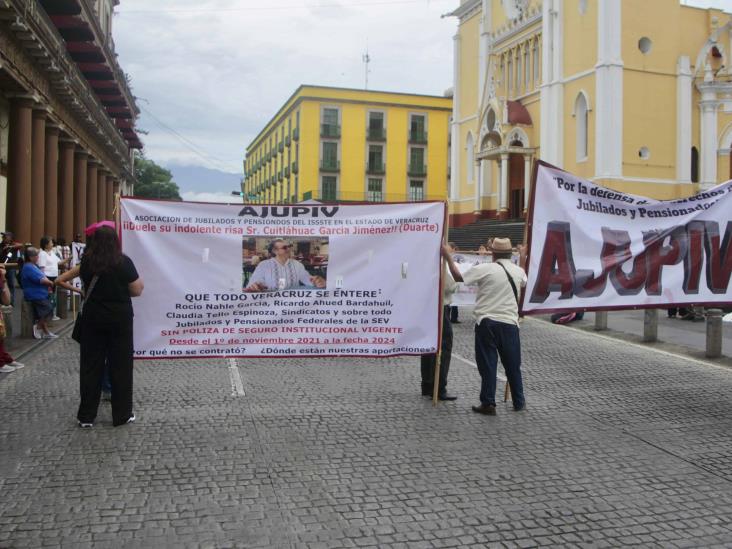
[78,314,134,426]
[449,305,459,322]
[421,306,453,395]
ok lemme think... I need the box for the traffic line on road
[525,317,731,371]
[228,358,245,396]
[452,353,507,382]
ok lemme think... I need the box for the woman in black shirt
[56,226,144,427]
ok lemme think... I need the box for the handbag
[72,275,98,343]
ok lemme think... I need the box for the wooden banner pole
[432,201,449,406]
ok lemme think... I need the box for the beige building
[448,0,732,226]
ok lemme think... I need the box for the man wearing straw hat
[442,237,527,415]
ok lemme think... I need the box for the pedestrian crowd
[0,231,76,373]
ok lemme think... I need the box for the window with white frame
[409,180,424,201]
[367,178,383,202]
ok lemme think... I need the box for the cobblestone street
[3,318,732,548]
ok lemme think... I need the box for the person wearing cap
[20,247,57,339]
[442,237,527,415]
[56,223,143,428]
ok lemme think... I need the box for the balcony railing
[285,135,291,146]
[292,161,299,174]
[284,166,290,178]
[278,142,284,153]
[320,160,340,172]
[408,163,427,176]
[293,127,300,141]
[367,127,386,141]
[366,161,385,174]
[321,124,341,138]
[409,130,428,144]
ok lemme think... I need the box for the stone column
[44,125,60,239]
[499,152,509,217]
[676,56,692,184]
[73,150,88,239]
[86,161,98,227]
[523,155,532,213]
[699,68,718,188]
[58,139,75,243]
[98,172,107,222]
[7,98,34,242]
[30,109,47,246]
[106,178,114,220]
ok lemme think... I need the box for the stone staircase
[446,219,526,252]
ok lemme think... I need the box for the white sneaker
[51,316,60,321]
[126,414,136,424]
[0,364,17,373]
[32,324,42,340]
[42,332,59,339]
[78,421,93,428]
[8,361,24,369]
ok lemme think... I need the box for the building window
[466,133,474,183]
[515,51,522,93]
[368,111,385,140]
[409,180,424,201]
[533,41,540,84]
[691,147,699,183]
[524,47,530,90]
[409,114,427,143]
[575,93,589,161]
[409,147,426,176]
[321,142,339,171]
[367,178,383,202]
[507,57,513,94]
[321,107,340,138]
[322,176,337,201]
[367,145,384,174]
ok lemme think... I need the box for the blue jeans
[474,318,525,409]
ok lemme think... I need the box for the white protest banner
[121,199,446,359]
[71,241,85,291]
[523,162,732,314]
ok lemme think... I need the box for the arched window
[533,41,540,84]
[691,147,699,183]
[466,133,475,184]
[575,93,589,161]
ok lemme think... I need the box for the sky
[113,0,732,201]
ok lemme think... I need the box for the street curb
[527,316,732,370]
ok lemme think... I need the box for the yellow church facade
[448,0,732,226]
[243,86,452,204]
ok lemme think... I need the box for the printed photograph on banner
[243,236,328,291]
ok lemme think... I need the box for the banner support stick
[432,202,449,406]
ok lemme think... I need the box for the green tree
[133,154,182,200]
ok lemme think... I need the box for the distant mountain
[165,163,242,194]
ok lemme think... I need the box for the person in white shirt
[38,236,69,320]
[442,238,527,415]
[245,239,326,292]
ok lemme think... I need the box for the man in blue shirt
[20,247,56,339]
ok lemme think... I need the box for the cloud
[113,0,455,177]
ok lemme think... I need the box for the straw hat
[489,237,512,253]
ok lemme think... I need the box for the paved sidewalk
[2,319,732,548]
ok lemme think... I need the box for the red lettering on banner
[529,220,732,302]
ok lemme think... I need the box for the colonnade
[6,97,119,246]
